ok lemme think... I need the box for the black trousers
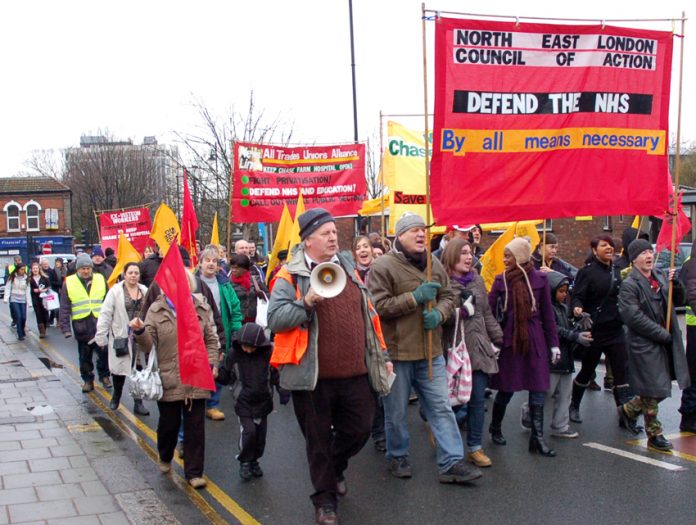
[238,416,268,463]
[78,341,109,383]
[292,375,375,509]
[680,324,696,414]
[157,399,206,480]
[575,339,627,387]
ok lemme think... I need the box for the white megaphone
[310,262,347,298]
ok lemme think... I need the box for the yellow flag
[150,203,180,256]
[287,191,306,261]
[631,215,641,229]
[266,204,293,283]
[480,220,542,291]
[210,212,220,247]
[107,232,142,288]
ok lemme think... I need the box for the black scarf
[395,239,428,272]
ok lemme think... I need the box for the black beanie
[298,208,335,240]
[627,239,653,262]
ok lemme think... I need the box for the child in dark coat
[521,271,592,437]
[217,322,277,480]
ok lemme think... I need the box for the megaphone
[310,262,347,298]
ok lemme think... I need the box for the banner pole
[421,3,434,378]
[666,12,686,332]
[227,142,235,255]
[93,210,101,245]
[541,220,547,268]
[379,110,386,242]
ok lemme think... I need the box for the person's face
[16,266,26,276]
[92,255,104,265]
[77,266,92,279]
[503,249,517,271]
[452,230,468,241]
[398,226,426,253]
[633,249,654,273]
[471,227,482,244]
[543,243,558,260]
[124,265,140,286]
[593,240,614,263]
[14,256,22,264]
[372,247,384,258]
[54,260,63,269]
[40,260,49,271]
[200,256,218,278]
[219,248,227,260]
[248,243,256,257]
[555,284,569,304]
[305,222,338,262]
[454,245,473,274]
[31,264,39,275]
[230,265,246,278]
[242,344,257,354]
[144,246,154,258]
[235,241,249,256]
[353,238,373,266]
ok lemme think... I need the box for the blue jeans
[9,302,27,339]
[206,382,223,409]
[467,371,490,452]
[383,355,464,473]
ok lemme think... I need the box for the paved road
[13,312,696,525]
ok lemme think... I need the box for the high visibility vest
[65,273,106,320]
[684,257,696,327]
[269,266,386,367]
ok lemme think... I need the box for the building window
[45,208,59,230]
[3,201,21,232]
[603,216,612,231]
[24,202,41,231]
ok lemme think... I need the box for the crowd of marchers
[3,212,694,525]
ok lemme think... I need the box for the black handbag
[494,294,507,325]
[112,337,129,357]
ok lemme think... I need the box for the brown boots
[38,324,46,338]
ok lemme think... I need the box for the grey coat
[618,268,690,398]
[443,275,502,374]
[267,245,387,392]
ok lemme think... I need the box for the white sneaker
[551,429,579,438]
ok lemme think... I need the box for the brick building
[0,177,73,265]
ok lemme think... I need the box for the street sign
[42,242,52,255]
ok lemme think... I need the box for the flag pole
[421,2,434,378]
[227,143,235,255]
[379,110,386,242]
[666,11,686,332]
[541,220,548,268]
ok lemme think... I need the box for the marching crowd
[3,210,695,525]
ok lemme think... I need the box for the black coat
[618,268,690,397]
[548,272,576,374]
[571,258,624,345]
[140,254,162,287]
[29,275,51,312]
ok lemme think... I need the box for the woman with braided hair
[487,237,561,457]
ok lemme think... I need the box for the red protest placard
[431,18,673,224]
[99,206,152,255]
[231,142,366,222]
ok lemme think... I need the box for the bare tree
[173,91,294,244]
[674,141,696,188]
[20,149,65,179]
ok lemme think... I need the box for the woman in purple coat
[488,237,560,457]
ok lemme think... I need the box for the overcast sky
[0,1,691,176]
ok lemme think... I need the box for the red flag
[180,169,199,267]
[154,243,215,391]
[655,172,691,254]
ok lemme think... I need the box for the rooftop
[0,177,71,194]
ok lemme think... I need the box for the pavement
[0,322,181,525]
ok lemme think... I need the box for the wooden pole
[379,110,386,242]
[666,12,686,332]
[421,3,434,378]
[226,143,235,254]
[541,220,548,268]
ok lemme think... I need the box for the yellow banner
[440,127,666,156]
[150,203,180,256]
[383,121,434,235]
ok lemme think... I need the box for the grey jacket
[618,268,690,398]
[444,275,502,374]
[267,245,387,392]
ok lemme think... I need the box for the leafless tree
[173,91,294,244]
[19,149,65,179]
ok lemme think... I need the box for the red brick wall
[0,193,71,234]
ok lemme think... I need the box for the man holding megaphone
[268,208,392,525]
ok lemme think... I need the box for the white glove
[550,347,561,364]
[491,343,501,358]
[462,295,475,317]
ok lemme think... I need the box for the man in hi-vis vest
[60,253,110,393]
[268,208,392,525]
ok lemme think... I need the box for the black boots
[133,399,150,416]
[613,385,632,407]
[528,405,556,457]
[569,381,586,423]
[109,389,121,410]
[680,412,696,433]
[489,403,507,445]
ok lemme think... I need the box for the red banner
[232,142,366,222]
[98,207,152,255]
[431,18,673,224]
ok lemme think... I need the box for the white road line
[583,442,687,472]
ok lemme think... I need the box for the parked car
[653,242,691,276]
[40,253,76,269]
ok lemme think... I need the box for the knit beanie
[627,238,653,262]
[75,253,93,269]
[91,246,104,257]
[395,212,426,237]
[298,208,335,240]
[506,237,532,264]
